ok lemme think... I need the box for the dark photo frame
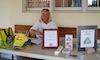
[77,25,97,51]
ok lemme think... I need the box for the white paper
[81,30,95,48]
[44,30,58,47]
[65,34,73,50]
[29,36,42,44]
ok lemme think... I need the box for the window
[54,0,82,11]
[23,0,52,12]
[23,0,100,12]
[88,0,100,10]
[55,0,81,7]
[88,0,100,7]
[28,0,50,8]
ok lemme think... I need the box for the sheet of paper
[44,30,58,47]
[81,30,95,48]
[29,37,42,44]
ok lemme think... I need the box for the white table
[0,38,100,60]
[0,43,77,60]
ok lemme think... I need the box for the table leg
[12,55,14,60]
[0,53,1,60]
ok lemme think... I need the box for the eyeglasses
[42,9,49,11]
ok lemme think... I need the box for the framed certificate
[42,29,59,49]
[77,25,97,51]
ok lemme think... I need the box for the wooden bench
[15,25,100,39]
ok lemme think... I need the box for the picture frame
[77,25,97,51]
[42,29,59,49]
[65,34,73,50]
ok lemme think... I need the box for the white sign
[65,34,73,50]
[44,30,57,47]
[81,30,95,48]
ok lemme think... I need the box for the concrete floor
[1,58,11,60]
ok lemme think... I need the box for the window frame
[22,0,100,12]
[22,0,54,12]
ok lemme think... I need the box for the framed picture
[42,29,59,49]
[65,34,73,50]
[77,25,97,51]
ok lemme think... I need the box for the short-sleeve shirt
[30,21,57,32]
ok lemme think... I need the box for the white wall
[0,0,100,30]
[0,0,10,28]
